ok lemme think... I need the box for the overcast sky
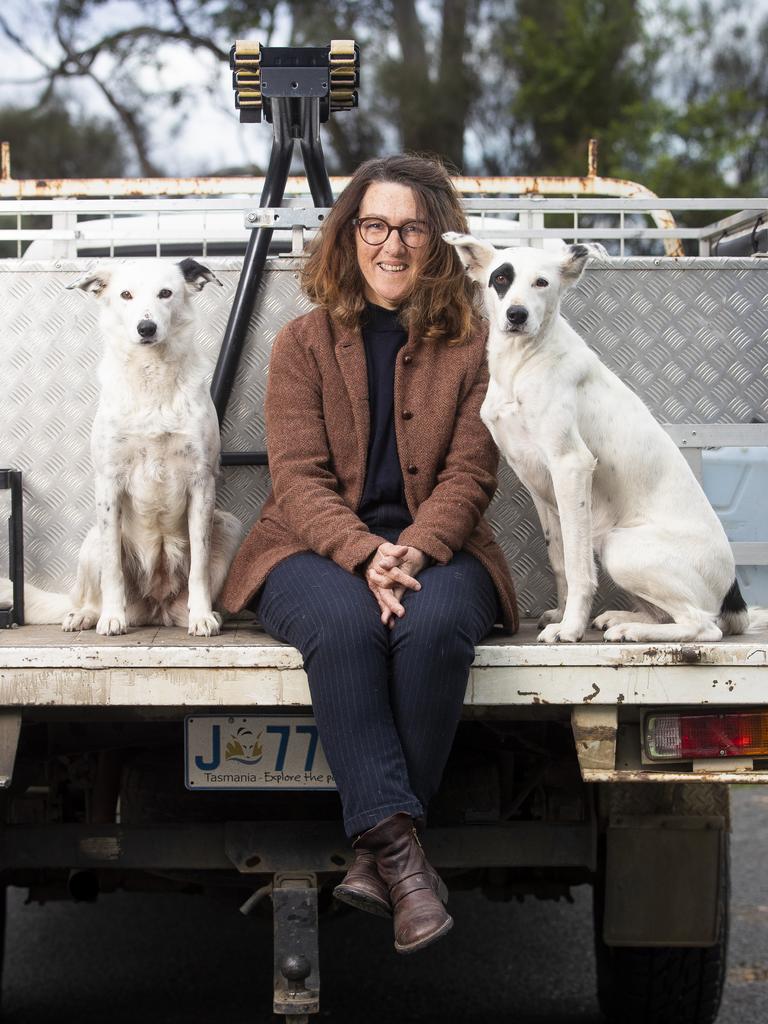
[0,0,282,175]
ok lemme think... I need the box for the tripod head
[230,40,360,124]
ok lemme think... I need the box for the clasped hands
[365,542,429,628]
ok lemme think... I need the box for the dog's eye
[493,273,508,286]
[534,278,549,288]
[158,288,172,299]
[120,290,133,300]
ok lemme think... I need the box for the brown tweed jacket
[220,307,518,631]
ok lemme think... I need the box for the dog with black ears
[444,233,754,644]
[3,258,243,636]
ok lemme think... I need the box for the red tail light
[644,711,768,761]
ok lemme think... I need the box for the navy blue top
[357,302,413,532]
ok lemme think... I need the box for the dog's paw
[62,609,98,632]
[537,608,564,628]
[96,612,127,636]
[592,610,626,631]
[603,623,640,642]
[188,611,222,637]
[602,622,643,638]
[537,622,584,643]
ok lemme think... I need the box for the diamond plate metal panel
[1,257,767,616]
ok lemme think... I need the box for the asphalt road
[2,787,767,1023]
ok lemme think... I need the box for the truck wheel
[593,783,729,1024]
[0,884,6,1010]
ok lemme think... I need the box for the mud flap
[602,813,725,946]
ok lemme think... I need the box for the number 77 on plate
[184,715,337,790]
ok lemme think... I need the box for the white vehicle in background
[21,204,552,260]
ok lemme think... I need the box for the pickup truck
[1,193,767,1024]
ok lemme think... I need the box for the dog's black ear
[560,244,590,286]
[66,267,111,296]
[178,258,223,291]
[442,232,496,281]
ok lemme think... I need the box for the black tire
[0,884,6,1014]
[593,784,729,1024]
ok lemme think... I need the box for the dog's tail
[0,578,70,625]
[717,579,750,635]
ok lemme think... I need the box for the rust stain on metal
[0,139,683,254]
[79,836,121,860]
[679,645,702,664]
[516,690,550,705]
[0,171,671,200]
[572,724,616,742]
[584,767,768,782]
[583,683,600,703]
[633,644,703,666]
[711,677,735,690]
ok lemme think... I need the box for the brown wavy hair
[301,153,477,346]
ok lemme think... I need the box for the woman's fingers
[366,565,393,589]
[380,542,409,559]
[368,581,405,624]
[368,562,421,591]
[385,565,421,590]
[379,587,405,619]
[375,543,409,571]
[386,585,407,628]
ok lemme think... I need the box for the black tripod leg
[299,98,334,208]
[211,98,295,424]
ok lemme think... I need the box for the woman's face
[354,182,428,310]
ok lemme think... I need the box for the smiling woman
[219,153,518,957]
[351,183,427,309]
[298,154,478,346]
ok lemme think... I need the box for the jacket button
[402,410,413,420]
[407,464,418,475]
[403,354,413,365]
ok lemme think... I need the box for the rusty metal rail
[0,137,689,255]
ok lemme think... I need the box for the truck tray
[2,620,767,710]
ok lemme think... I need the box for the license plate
[185,715,336,791]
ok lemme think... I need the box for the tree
[0,100,128,177]
[0,0,490,175]
[0,0,766,194]
[488,0,651,177]
[628,0,768,196]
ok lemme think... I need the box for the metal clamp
[244,208,329,229]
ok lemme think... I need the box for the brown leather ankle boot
[354,812,453,954]
[333,848,392,917]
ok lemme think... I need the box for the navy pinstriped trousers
[254,538,499,837]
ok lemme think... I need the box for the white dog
[5,258,243,636]
[444,233,750,644]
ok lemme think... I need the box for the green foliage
[500,0,650,175]
[0,101,128,177]
[0,0,766,195]
[475,0,768,197]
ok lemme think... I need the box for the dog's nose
[137,319,157,339]
[506,305,528,327]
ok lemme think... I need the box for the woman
[220,153,517,954]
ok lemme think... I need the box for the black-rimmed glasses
[353,217,430,249]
